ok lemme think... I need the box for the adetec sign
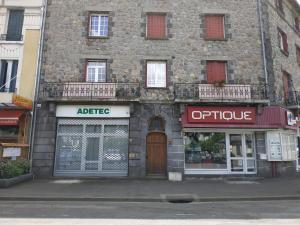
[187,107,256,124]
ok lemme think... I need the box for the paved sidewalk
[0,177,300,202]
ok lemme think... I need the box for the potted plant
[0,159,33,188]
[213,80,226,87]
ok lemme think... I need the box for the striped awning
[0,110,24,126]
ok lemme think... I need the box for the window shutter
[6,10,24,41]
[205,15,224,39]
[206,61,226,84]
[0,60,8,92]
[147,14,166,39]
[295,17,300,32]
[296,46,300,65]
[9,61,18,92]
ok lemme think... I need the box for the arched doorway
[146,132,167,175]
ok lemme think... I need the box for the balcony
[174,83,269,103]
[41,82,141,101]
[286,91,300,108]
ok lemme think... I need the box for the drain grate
[168,198,194,204]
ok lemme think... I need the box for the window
[146,14,167,39]
[5,9,24,41]
[0,60,18,93]
[86,61,106,82]
[282,71,292,100]
[295,17,300,33]
[146,61,167,88]
[278,29,288,54]
[206,61,227,84]
[275,0,284,14]
[89,14,109,37]
[204,15,225,40]
[296,45,300,65]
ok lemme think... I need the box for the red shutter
[205,15,224,39]
[207,61,226,83]
[282,71,289,99]
[147,14,166,39]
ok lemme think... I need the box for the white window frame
[86,61,107,83]
[89,14,109,37]
[0,60,15,93]
[146,61,167,88]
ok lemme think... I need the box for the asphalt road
[0,200,300,225]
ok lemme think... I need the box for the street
[0,200,300,225]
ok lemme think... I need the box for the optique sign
[187,107,256,124]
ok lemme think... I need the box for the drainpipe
[257,0,270,106]
[29,0,47,173]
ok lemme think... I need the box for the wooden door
[146,132,167,175]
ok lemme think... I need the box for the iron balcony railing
[174,83,269,101]
[286,91,300,106]
[0,34,23,41]
[42,82,141,100]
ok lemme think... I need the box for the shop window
[146,14,167,39]
[204,15,225,40]
[86,61,107,82]
[206,61,227,84]
[0,126,18,140]
[146,61,167,88]
[184,132,227,170]
[88,13,109,37]
[149,117,165,131]
[296,45,300,65]
[278,29,288,55]
[0,60,18,93]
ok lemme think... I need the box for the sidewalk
[0,177,300,202]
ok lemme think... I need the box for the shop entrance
[54,119,129,177]
[184,131,256,175]
[229,133,256,173]
[146,132,167,176]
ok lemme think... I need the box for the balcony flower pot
[213,80,226,87]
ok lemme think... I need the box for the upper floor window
[204,15,225,40]
[89,14,109,37]
[86,61,107,82]
[146,61,167,88]
[206,61,227,84]
[296,45,300,65]
[278,29,289,55]
[294,17,300,33]
[4,9,24,41]
[282,71,292,100]
[0,60,18,93]
[146,14,167,39]
[275,0,284,15]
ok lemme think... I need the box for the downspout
[257,0,270,106]
[29,0,47,173]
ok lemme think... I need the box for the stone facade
[33,0,300,178]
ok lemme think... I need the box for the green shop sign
[77,108,110,115]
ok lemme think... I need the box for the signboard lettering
[77,108,110,115]
[187,107,256,124]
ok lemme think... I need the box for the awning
[0,110,24,126]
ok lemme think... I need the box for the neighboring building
[261,0,300,173]
[33,0,299,178]
[0,1,44,158]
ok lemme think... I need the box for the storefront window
[184,132,227,169]
[0,126,18,139]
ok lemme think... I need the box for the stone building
[0,0,44,160]
[33,0,300,178]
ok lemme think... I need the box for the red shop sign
[187,107,256,124]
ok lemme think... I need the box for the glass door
[229,133,256,174]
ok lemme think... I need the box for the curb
[1,195,300,203]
